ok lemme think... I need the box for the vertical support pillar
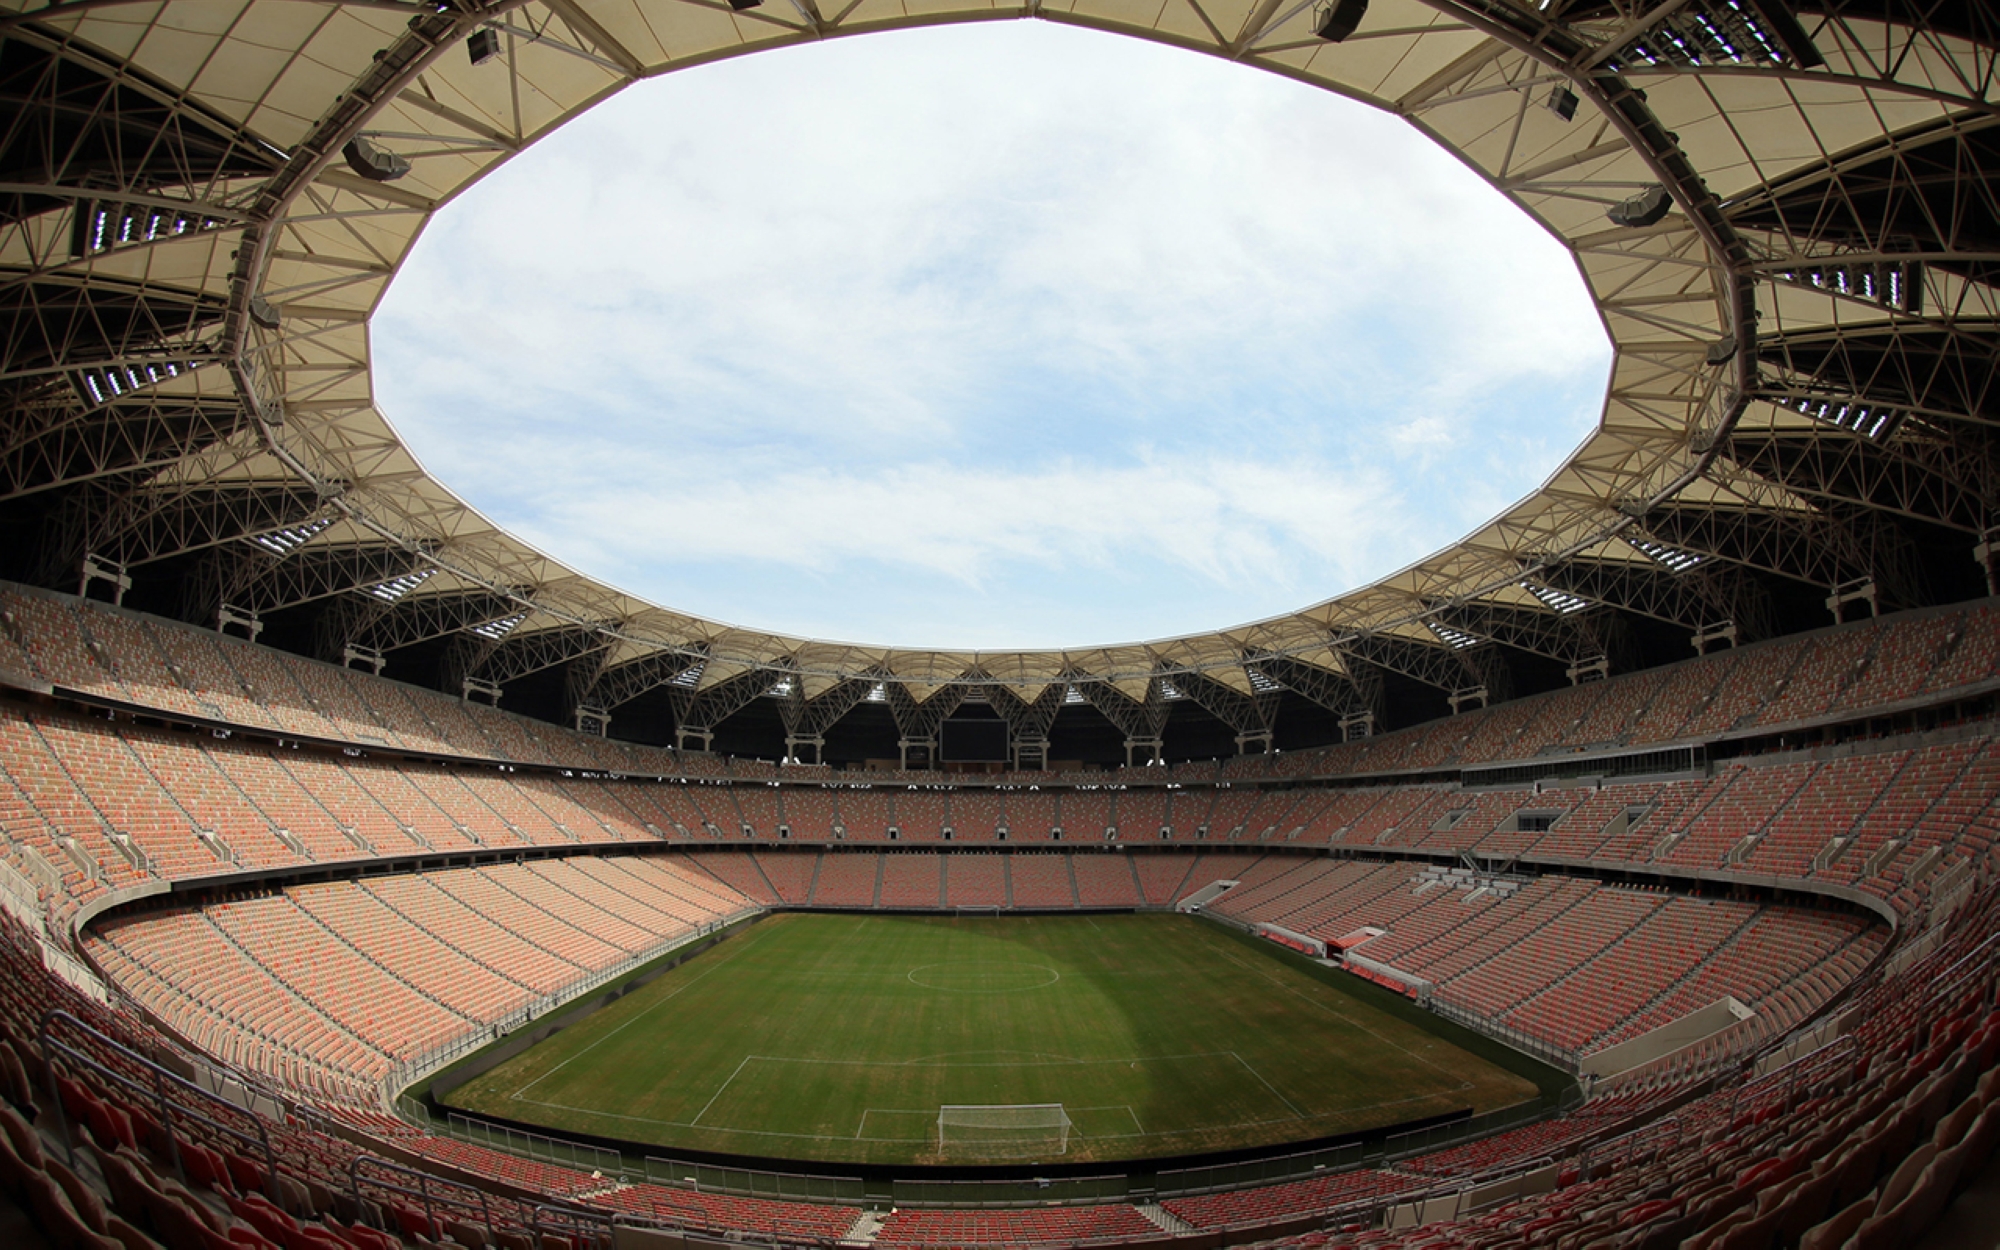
[1125,736,1164,767]
[1825,577,1878,624]
[1565,655,1609,685]
[216,604,263,642]
[1975,528,2000,597]
[80,555,131,606]
[1012,736,1048,772]
[1691,620,1737,655]
[677,727,714,753]
[461,676,502,707]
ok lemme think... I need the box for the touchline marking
[510,922,775,1102]
[1226,1051,1307,1119]
[1208,941,1470,1088]
[688,1055,755,1127]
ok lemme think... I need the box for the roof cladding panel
[2,0,1997,749]
[1726,117,2000,290]
[0,32,282,228]
[1797,0,2000,50]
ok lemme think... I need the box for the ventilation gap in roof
[366,568,436,602]
[1626,537,1704,572]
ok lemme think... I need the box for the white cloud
[374,19,1609,649]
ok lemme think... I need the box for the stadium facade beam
[584,650,707,712]
[0,398,246,499]
[1532,554,1773,644]
[1426,601,1609,670]
[885,681,970,768]
[221,543,437,620]
[470,624,616,689]
[1722,421,2000,534]
[1623,500,1918,610]
[1339,632,1488,696]
[351,589,525,655]
[40,476,325,584]
[1074,680,1170,766]
[1170,670,1281,754]
[1757,324,2000,435]
[986,683,1066,771]
[774,676,874,763]
[1255,654,1378,720]
[668,665,782,753]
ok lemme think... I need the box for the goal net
[936,1104,1071,1156]
[953,905,1002,919]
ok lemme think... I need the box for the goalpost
[953,905,1003,919]
[936,1104,1071,1156]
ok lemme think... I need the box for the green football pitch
[437,912,1543,1166]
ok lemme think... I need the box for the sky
[373,19,1611,652]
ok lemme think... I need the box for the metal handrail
[39,1008,277,1189]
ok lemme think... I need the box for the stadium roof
[2,0,1995,747]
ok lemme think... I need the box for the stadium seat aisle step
[840,1208,886,1245]
[1137,1202,1195,1234]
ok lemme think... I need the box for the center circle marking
[907,961,1061,993]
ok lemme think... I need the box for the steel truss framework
[0,0,1995,753]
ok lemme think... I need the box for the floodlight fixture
[467,28,501,66]
[1774,260,1922,314]
[77,359,204,407]
[1745,0,1826,68]
[74,200,226,257]
[1312,0,1368,42]
[342,135,411,182]
[1608,185,1673,228]
[1783,394,1898,440]
[1600,0,1824,70]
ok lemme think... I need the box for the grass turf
[438,911,1542,1166]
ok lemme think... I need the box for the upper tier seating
[8,582,1998,800]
